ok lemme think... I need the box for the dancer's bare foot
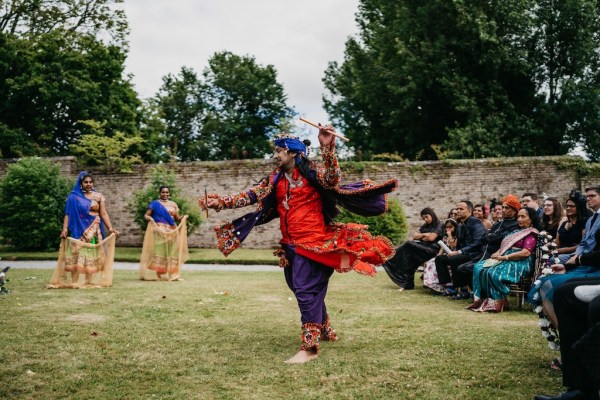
[284,350,318,364]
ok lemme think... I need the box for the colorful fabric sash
[497,227,539,255]
[65,171,104,239]
[148,200,176,226]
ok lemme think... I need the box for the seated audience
[467,206,541,312]
[383,207,443,291]
[529,185,600,327]
[435,200,486,298]
[454,195,520,299]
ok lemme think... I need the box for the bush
[335,198,408,245]
[0,158,72,250]
[128,166,202,234]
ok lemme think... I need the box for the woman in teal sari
[467,206,541,312]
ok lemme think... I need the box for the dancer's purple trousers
[283,244,334,325]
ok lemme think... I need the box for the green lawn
[1,268,562,399]
[0,246,278,264]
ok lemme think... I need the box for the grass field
[1,267,562,399]
[0,246,278,265]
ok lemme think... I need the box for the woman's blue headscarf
[64,171,104,239]
[148,200,176,226]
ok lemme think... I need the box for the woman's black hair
[568,189,592,222]
[420,207,439,226]
[522,206,543,231]
[442,218,458,238]
[159,185,170,193]
[302,139,311,157]
[80,173,93,183]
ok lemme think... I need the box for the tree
[69,120,144,173]
[0,158,72,250]
[0,0,141,158]
[335,199,408,245]
[323,0,600,160]
[201,51,296,160]
[0,0,129,47]
[151,67,209,161]
[0,29,141,158]
[528,0,600,160]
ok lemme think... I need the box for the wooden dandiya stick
[204,187,209,218]
[299,117,350,142]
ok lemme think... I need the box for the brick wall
[1,156,597,248]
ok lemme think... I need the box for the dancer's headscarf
[64,171,104,239]
[273,134,307,155]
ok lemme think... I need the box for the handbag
[482,258,501,268]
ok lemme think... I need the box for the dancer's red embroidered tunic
[275,167,393,276]
[207,145,395,276]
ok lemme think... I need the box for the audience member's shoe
[465,299,484,310]
[443,287,457,296]
[450,288,470,300]
[534,389,590,399]
[480,298,508,313]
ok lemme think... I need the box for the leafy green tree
[151,67,210,161]
[0,0,128,46]
[128,166,202,235]
[324,0,600,160]
[69,120,144,173]
[528,0,600,160]
[136,99,168,164]
[202,51,296,160]
[335,199,408,245]
[0,0,141,158]
[0,158,72,250]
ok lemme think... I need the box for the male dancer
[201,124,396,363]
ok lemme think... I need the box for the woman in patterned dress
[49,171,119,288]
[139,186,188,281]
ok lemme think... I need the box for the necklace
[282,172,303,210]
[284,172,303,189]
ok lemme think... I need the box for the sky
[121,0,360,143]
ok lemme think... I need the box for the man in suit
[522,192,544,221]
[455,195,521,297]
[435,200,486,298]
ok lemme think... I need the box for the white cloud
[121,0,359,141]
